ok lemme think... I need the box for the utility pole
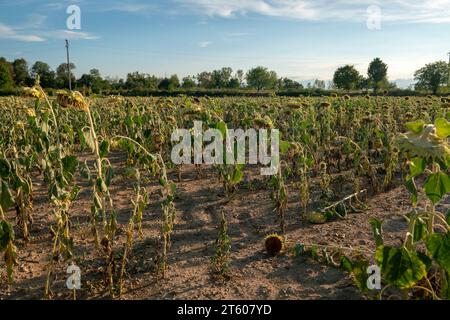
[65,39,72,90]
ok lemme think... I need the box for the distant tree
[212,67,233,88]
[313,79,326,89]
[246,66,277,91]
[125,72,158,90]
[158,75,179,91]
[327,81,335,90]
[333,65,362,91]
[56,62,76,89]
[236,69,244,87]
[182,76,197,89]
[227,77,241,89]
[31,61,56,88]
[158,78,170,91]
[357,77,370,91]
[169,74,180,90]
[414,61,449,94]
[368,58,388,92]
[77,68,105,93]
[0,58,14,89]
[277,77,303,90]
[12,58,30,86]
[196,71,214,89]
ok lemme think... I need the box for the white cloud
[174,0,450,24]
[0,23,45,42]
[109,3,156,13]
[198,41,212,48]
[0,23,99,42]
[43,30,100,40]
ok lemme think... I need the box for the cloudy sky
[1,0,449,85]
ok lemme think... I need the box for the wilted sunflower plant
[57,90,119,297]
[22,83,79,299]
[0,157,18,282]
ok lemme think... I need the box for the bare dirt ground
[1,151,448,300]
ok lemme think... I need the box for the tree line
[0,56,448,95]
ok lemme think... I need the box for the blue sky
[1,0,449,85]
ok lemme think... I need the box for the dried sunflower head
[264,234,285,256]
[26,108,36,118]
[286,102,302,110]
[286,141,302,159]
[56,90,89,112]
[254,115,274,129]
[404,112,414,121]
[23,86,45,100]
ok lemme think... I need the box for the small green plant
[318,161,333,199]
[118,169,148,298]
[211,211,232,278]
[215,120,244,198]
[270,162,288,234]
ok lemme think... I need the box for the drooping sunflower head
[23,86,45,100]
[254,115,274,129]
[286,102,302,110]
[396,120,450,162]
[56,90,89,112]
[264,233,285,256]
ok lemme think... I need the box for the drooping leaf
[409,157,425,178]
[0,220,15,250]
[370,218,383,247]
[435,118,450,139]
[405,177,418,206]
[105,165,114,187]
[340,255,370,293]
[5,241,17,281]
[82,128,96,153]
[99,140,110,159]
[423,172,450,204]
[0,158,11,179]
[375,246,430,289]
[405,120,425,134]
[0,180,15,211]
[413,217,428,243]
[62,155,78,181]
[426,233,450,274]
